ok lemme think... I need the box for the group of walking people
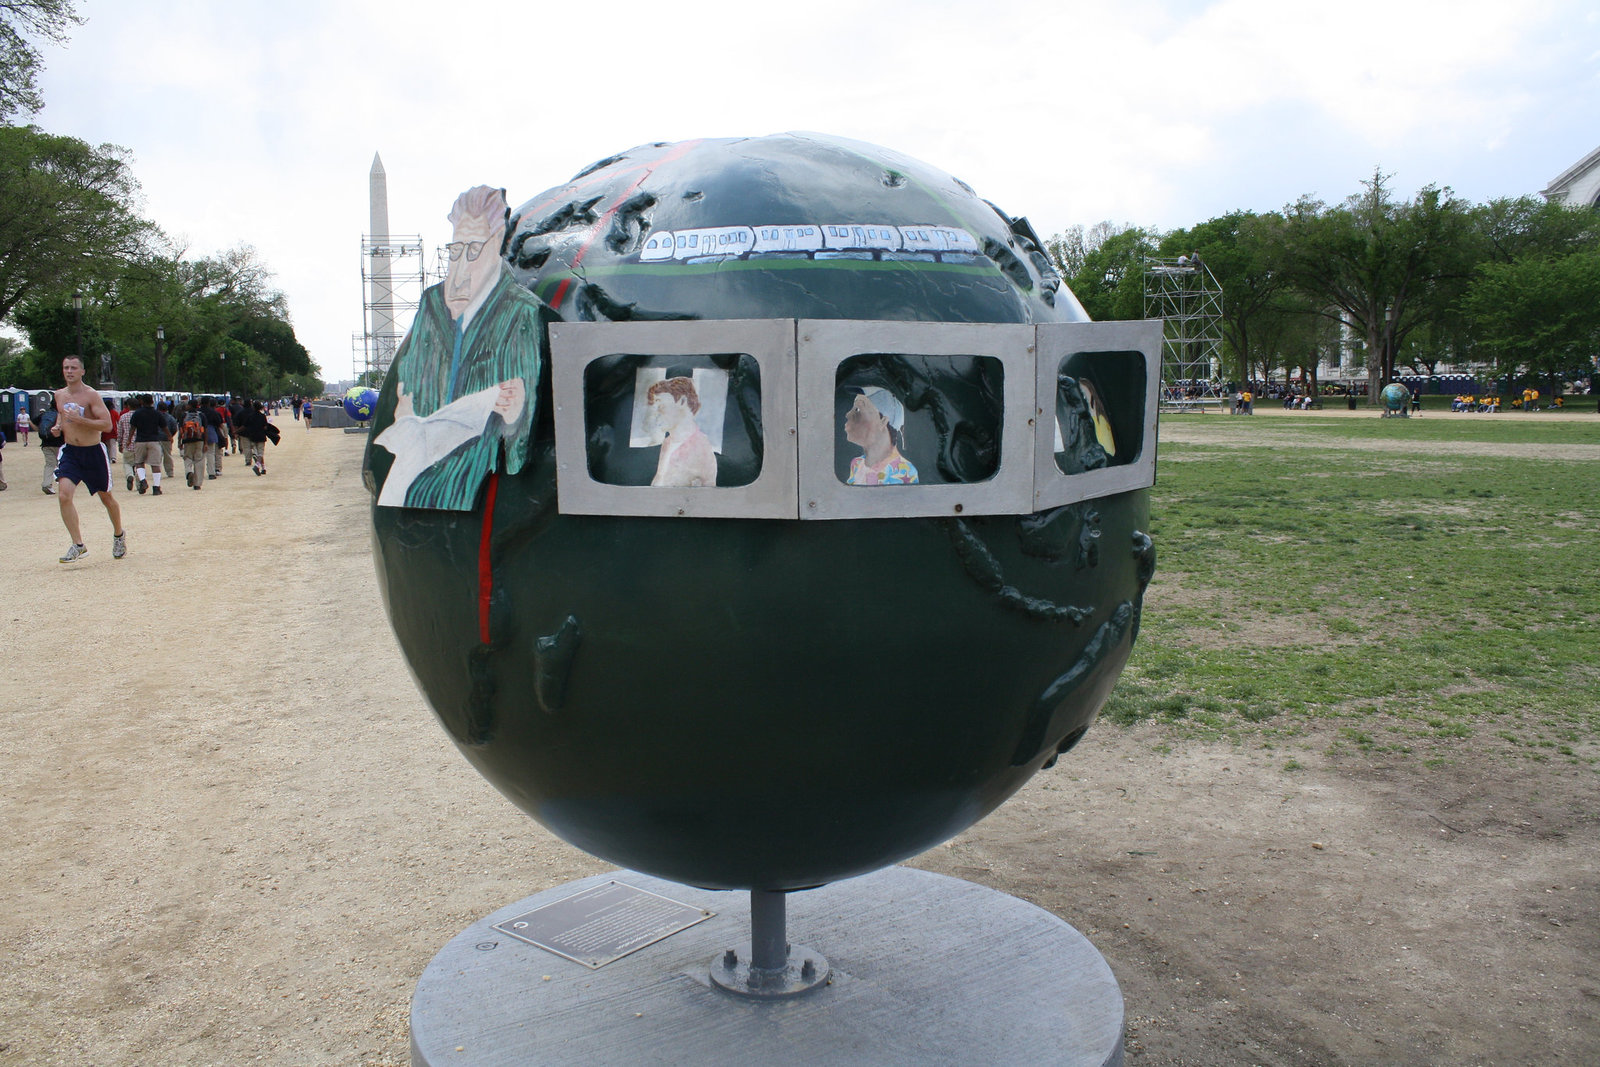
[10,355,282,563]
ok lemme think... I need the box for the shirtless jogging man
[52,355,126,563]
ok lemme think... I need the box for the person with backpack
[201,397,224,479]
[179,398,208,490]
[103,398,122,460]
[227,398,245,453]
[157,400,177,479]
[237,400,271,475]
[128,394,166,495]
[116,398,138,491]
[35,397,63,494]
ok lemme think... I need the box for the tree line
[1048,170,1600,395]
[0,2,322,398]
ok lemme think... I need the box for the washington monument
[368,153,399,376]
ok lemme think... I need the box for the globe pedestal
[410,866,1124,1066]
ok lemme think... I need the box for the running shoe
[151,486,162,496]
[127,475,134,491]
[59,543,87,563]
[113,532,127,559]
[137,479,147,494]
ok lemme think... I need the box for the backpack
[180,410,206,443]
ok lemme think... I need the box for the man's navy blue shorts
[55,442,112,495]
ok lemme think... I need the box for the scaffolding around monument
[360,233,426,386]
[1143,255,1223,393]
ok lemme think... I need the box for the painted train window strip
[550,319,1161,520]
[638,224,979,263]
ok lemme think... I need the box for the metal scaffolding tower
[1143,255,1223,390]
[359,233,425,385]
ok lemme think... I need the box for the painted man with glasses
[373,185,544,510]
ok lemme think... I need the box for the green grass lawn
[1106,415,1600,767]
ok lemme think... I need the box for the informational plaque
[491,881,714,969]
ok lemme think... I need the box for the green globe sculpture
[365,134,1157,892]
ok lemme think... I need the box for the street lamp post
[155,327,165,392]
[72,292,83,363]
[220,352,227,397]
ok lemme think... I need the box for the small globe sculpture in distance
[344,386,379,422]
[1380,383,1411,415]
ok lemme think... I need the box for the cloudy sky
[30,0,1600,382]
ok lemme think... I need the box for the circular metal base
[708,941,831,997]
[411,866,1123,1066]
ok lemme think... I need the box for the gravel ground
[1,418,1594,1065]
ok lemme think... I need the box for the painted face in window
[844,393,887,450]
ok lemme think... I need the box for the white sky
[31,0,1600,382]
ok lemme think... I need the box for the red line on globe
[549,277,572,308]
[479,471,500,644]
[545,140,703,310]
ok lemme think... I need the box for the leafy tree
[231,315,312,375]
[60,243,319,395]
[0,331,44,384]
[0,346,51,386]
[1048,224,1157,321]
[13,294,113,378]
[1472,196,1600,264]
[180,243,289,321]
[1265,292,1342,391]
[1158,211,1290,383]
[0,125,152,323]
[1270,171,1474,402]
[1046,222,1127,278]
[0,0,81,121]
[1460,250,1600,386]
[86,252,191,385]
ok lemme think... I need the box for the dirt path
[1,422,1594,1065]
[1158,407,1600,461]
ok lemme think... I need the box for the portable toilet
[0,387,24,441]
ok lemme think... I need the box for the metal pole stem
[749,890,787,973]
[710,887,830,998]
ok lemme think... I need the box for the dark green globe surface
[365,134,1156,890]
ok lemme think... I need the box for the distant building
[1541,145,1600,207]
